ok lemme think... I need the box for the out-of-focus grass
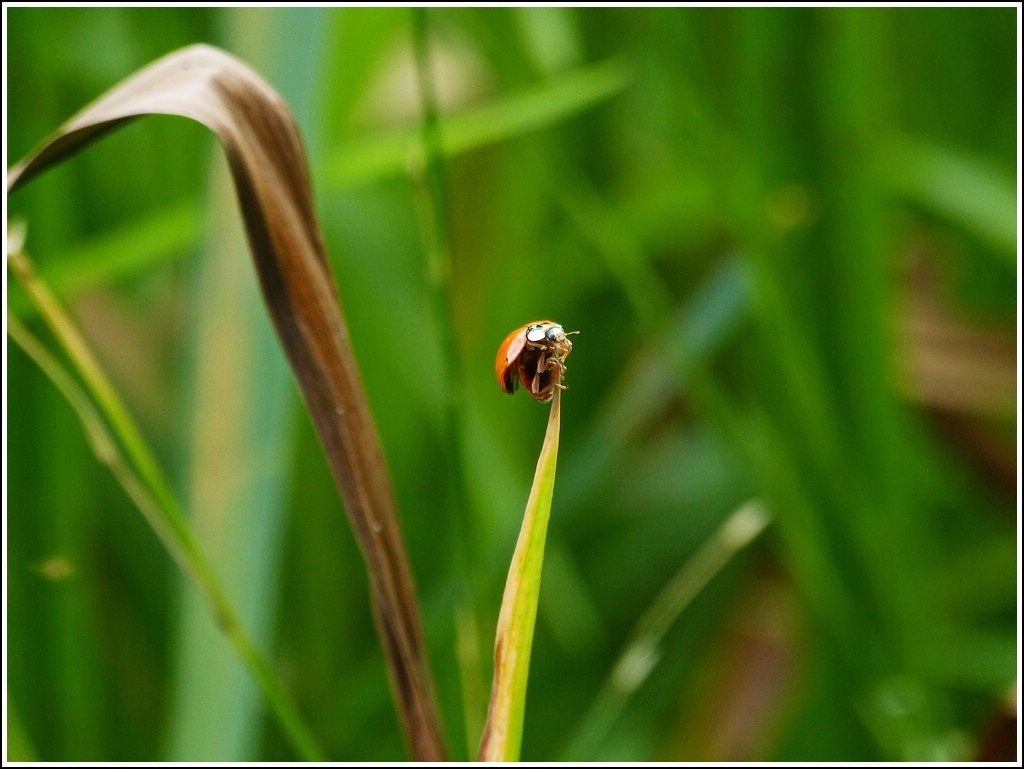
[5,6,1017,762]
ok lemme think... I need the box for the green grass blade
[561,500,771,760]
[6,200,199,318]
[321,57,628,190]
[478,389,563,762]
[6,245,325,762]
[165,168,297,761]
[165,10,330,760]
[7,246,179,522]
[880,133,1017,262]
[409,9,479,757]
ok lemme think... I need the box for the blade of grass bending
[5,250,324,762]
[6,44,446,760]
[478,388,563,762]
[561,500,771,761]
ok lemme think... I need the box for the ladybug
[495,320,577,403]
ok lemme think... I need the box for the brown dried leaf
[7,43,445,761]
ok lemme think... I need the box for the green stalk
[562,500,771,760]
[478,387,563,762]
[410,9,485,756]
[6,244,325,762]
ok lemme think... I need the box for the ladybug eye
[546,326,564,341]
[526,325,548,343]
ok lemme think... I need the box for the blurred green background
[5,6,1018,762]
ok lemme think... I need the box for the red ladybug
[495,320,576,403]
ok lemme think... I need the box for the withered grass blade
[7,44,445,761]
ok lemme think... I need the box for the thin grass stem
[7,245,325,762]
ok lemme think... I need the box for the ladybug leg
[539,350,571,392]
[550,349,571,390]
[553,357,569,391]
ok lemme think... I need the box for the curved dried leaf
[7,43,445,761]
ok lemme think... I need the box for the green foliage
[6,6,1017,762]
